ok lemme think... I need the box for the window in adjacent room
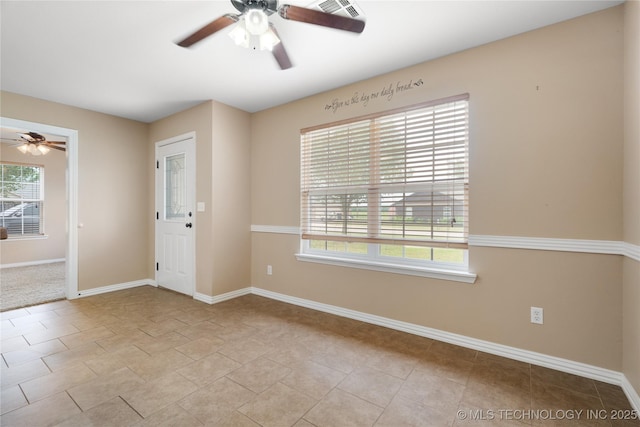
[0,162,44,236]
[299,94,470,276]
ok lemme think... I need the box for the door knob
[185,223,192,228]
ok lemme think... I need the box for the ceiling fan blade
[44,144,66,152]
[270,26,292,70]
[278,5,365,33]
[46,141,66,145]
[177,14,239,47]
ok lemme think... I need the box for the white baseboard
[0,258,66,269]
[75,279,157,298]
[622,376,640,414]
[250,286,639,411]
[194,287,252,305]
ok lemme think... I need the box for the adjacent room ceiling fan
[176,0,366,70]
[2,132,66,156]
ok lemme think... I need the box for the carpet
[0,262,66,311]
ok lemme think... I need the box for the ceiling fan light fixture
[37,145,51,155]
[259,27,280,51]
[229,19,250,47]
[244,9,269,35]
[16,144,30,154]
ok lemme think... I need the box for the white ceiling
[0,0,623,123]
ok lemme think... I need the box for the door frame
[1,116,79,299]
[154,132,196,296]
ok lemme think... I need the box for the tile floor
[1,286,638,426]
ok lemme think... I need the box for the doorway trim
[0,117,79,299]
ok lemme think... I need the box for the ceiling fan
[176,0,366,70]
[2,132,66,155]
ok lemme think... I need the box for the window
[0,162,44,236]
[299,94,471,279]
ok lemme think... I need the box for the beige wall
[149,101,251,297]
[251,7,625,370]
[1,91,150,290]
[0,142,66,265]
[623,0,640,396]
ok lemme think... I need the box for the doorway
[0,117,79,303]
[155,132,195,296]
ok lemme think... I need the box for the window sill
[2,235,48,241]
[295,253,477,284]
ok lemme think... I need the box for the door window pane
[165,153,186,220]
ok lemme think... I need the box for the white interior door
[155,133,195,296]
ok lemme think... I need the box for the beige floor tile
[126,348,193,381]
[95,328,155,353]
[1,385,28,415]
[1,308,31,321]
[171,308,215,326]
[212,411,262,426]
[67,366,145,410]
[532,380,605,411]
[595,381,639,411]
[20,362,97,403]
[211,323,258,342]
[23,324,80,346]
[25,300,73,314]
[226,356,291,393]
[42,342,106,371]
[531,365,598,397]
[375,395,454,427]
[121,371,198,418]
[2,288,637,427]
[1,335,30,353]
[0,358,51,389]
[218,337,273,364]
[1,319,47,340]
[134,331,191,354]
[239,382,317,427]
[0,391,81,426]
[175,320,227,341]
[469,355,531,393]
[82,348,134,376]
[429,341,478,362]
[310,342,367,375]
[9,310,61,328]
[281,359,346,400]
[58,326,115,348]
[414,350,475,385]
[338,366,404,408]
[177,352,242,387]
[175,336,224,360]
[461,379,531,413]
[135,403,203,427]
[2,338,68,367]
[396,368,466,412]
[364,347,419,380]
[55,396,143,427]
[139,318,189,337]
[177,377,256,424]
[304,388,384,426]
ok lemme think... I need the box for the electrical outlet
[267,265,273,275]
[531,307,544,324]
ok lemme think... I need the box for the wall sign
[324,78,424,113]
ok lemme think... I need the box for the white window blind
[301,94,469,250]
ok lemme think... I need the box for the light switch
[197,202,205,212]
